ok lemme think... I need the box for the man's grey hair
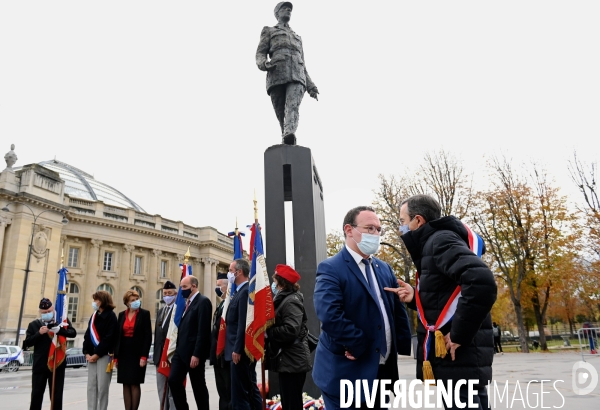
[234,258,250,277]
[401,194,442,223]
[189,276,199,288]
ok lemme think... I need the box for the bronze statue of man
[256,2,319,145]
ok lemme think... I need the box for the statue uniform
[256,23,318,143]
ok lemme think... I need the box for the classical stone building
[0,147,233,347]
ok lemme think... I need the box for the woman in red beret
[266,264,312,410]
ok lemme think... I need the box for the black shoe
[282,133,296,145]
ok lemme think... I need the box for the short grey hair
[234,258,250,277]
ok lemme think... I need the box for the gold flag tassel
[106,354,115,373]
[435,330,447,358]
[422,360,435,380]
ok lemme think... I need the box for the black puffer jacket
[266,290,312,374]
[401,216,497,385]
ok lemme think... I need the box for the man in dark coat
[392,194,497,410]
[313,206,412,410]
[210,273,231,410]
[225,259,262,410]
[256,2,319,145]
[24,298,76,410]
[168,275,212,410]
[154,280,177,410]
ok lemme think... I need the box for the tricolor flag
[216,227,245,357]
[157,261,192,377]
[48,267,68,371]
[244,222,275,361]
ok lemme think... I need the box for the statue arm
[256,26,271,71]
[301,47,318,94]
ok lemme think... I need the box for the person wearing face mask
[23,298,76,410]
[153,281,178,410]
[265,264,312,410]
[114,289,152,410]
[313,206,412,410]
[386,195,497,410]
[210,273,231,410]
[168,275,212,410]
[83,290,118,410]
[225,258,263,410]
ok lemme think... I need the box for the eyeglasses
[352,225,385,236]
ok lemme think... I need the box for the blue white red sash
[90,312,101,347]
[414,223,484,378]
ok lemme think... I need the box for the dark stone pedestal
[264,144,327,399]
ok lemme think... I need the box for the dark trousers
[30,365,66,410]
[494,336,503,353]
[229,356,262,410]
[443,384,489,410]
[168,352,209,410]
[214,360,232,410]
[279,372,306,410]
[322,356,397,410]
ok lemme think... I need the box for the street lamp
[1,203,68,347]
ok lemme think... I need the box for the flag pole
[254,191,267,410]
[50,250,64,410]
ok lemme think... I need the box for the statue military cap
[163,280,176,290]
[217,272,228,280]
[274,2,293,18]
[39,298,53,309]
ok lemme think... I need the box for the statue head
[274,2,293,23]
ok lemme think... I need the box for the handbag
[307,331,319,352]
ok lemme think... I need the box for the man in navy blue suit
[313,206,412,410]
[225,258,262,410]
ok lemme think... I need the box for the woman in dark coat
[83,290,118,410]
[266,264,312,410]
[114,289,152,410]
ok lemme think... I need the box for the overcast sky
[1,1,598,252]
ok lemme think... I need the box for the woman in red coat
[114,289,152,410]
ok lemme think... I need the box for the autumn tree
[471,158,575,351]
[326,230,344,258]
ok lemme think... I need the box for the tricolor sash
[415,223,484,380]
[90,312,101,347]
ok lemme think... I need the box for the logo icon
[572,361,598,395]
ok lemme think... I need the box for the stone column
[83,239,102,319]
[0,217,11,269]
[175,254,184,284]
[202,258,217,311]
[210,261,218,311]
[151,249,161,282]
[118,244,134,302]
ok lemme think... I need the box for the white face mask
[163,295,176,305]
[227,271,237,284]
[353,227,381,255]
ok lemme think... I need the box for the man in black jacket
[24,298,76,410]
[168,275,212,410]
[210,273,231,410]
[154,280,177,410]
[225,259,262,410]
[390,195,497,410]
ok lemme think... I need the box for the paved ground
[1,351,598,409]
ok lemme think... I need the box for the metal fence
[577,327,599,362]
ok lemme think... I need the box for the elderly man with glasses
[313,206,412,410]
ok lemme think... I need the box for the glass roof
[35,160,146,212]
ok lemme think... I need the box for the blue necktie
[362,258,387,357]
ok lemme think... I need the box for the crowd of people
[24,194,498,410]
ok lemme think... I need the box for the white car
[0,345,24,372]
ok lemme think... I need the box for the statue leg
[270,85,286,134]
[282,83,305,144]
